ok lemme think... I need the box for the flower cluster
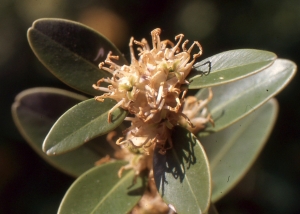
[93,28,213,155]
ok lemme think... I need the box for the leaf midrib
[209,109,257,171]
[45,106,115,151]
[209,62,291,116]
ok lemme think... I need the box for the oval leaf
[11,87,116,177]
[28,18,128,96]
[200,99,278,202]
[153,126,211,214]
[197,58,296,136]
[43,98,127,155]
[58,161,146,214]
[188,49,277,89]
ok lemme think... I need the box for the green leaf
[197,58,296,136]
[58,161,146,214]
[153,126,211,214]
[199,99,278,202]
[188,49,277,89]
[28,18,128,96]
[43,98,127,155]
[11,88,116,177]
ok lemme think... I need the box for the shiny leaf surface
[196,59,296,136]
[200,99,278,202]
[28,18,128,96]
[154,126,211,214]
[43,98,127,155]
[188,49,276,88]
[58,161,146,214]
[11,88,115,177]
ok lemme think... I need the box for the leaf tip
[45,148,56,156]
[42,141,48,153]
[27,18,41,35]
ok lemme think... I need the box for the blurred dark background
[1,0,299,213]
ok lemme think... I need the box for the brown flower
[93,28,212,154]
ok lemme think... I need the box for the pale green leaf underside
[197,58,296,136]
[43,98,127,155]
[188,49,277,88]
[154,126,211,214]
[200,99,278,202]
[58,161,146,214]
[11,87,115,177]
[28,18,128,96]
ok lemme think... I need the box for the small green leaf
[28,18,128,96]
[188,49,277,89]
[43,98,127,155]
[58,161,146,214]
[200,99,278,202]
[11,88,115,177]
[197,58,296,136]
[153,126,211,214]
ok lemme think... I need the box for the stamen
[99,62,115,73]
[141,38,150,50]
[134,40,145,48]
[97,78,111,85]
[161,40,174,49]
[151,28,162,50]
[92,84,112,93]
[94,97,104,102]
[108,99,125,123]
[189,41,203,58]
[188,87,213,118]
[144,113,154,122]
[157,98,165,111]
[92,28,212,161]
[95,155,110,166]
[156,82,164,106]
[102,52,121,70]
[182,40,189,52]
[169,97,182,112]
[125,117,135,121]
[116,137,125,145]
[129,37,137,64]
[181,89,188,99]
[171,34,184,56]
[180,112,195,128]
[137,47,143,54]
